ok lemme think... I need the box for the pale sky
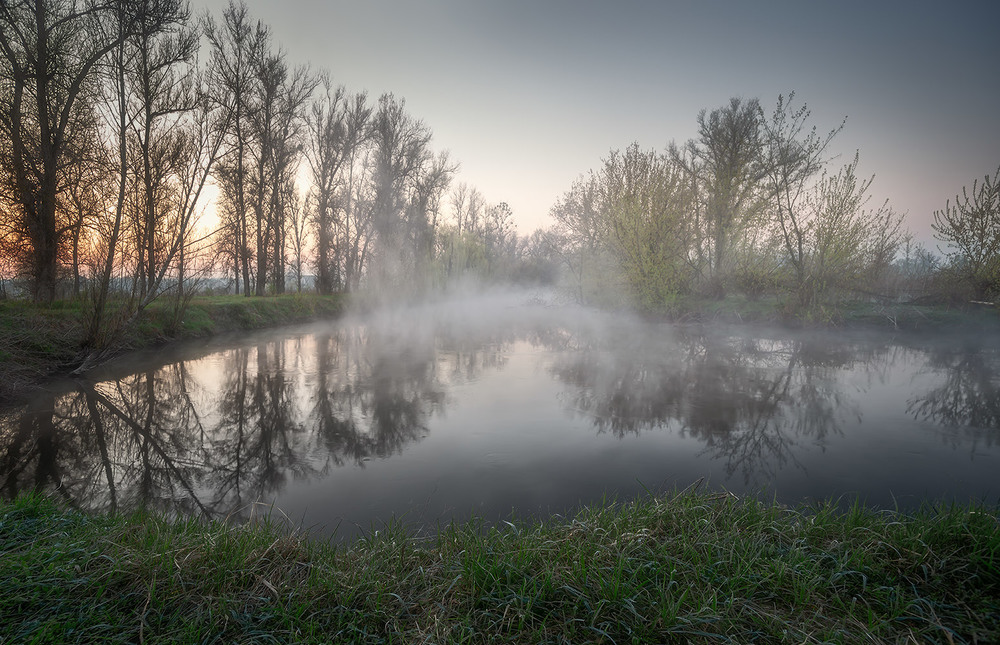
[201,0,1000,247]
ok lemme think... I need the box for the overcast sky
[201,0,999,246]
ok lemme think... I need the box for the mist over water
[2,288,998,539]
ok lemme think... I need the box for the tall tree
[761,93,842,301]
[367,93,432,288]
[305,82,371,293]
[248,50,313,295]
[124,0,198,301]
[672,97,767,296]
[205,0,267,296]
[601,144,695,307]
[0,0,143,302]
[81,0,222,364]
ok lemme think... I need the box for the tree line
[2,0,996,337]
[0,0,544,356]
[545,95,1000,310]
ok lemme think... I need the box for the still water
[2,292,998,538]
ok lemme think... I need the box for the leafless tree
[0,0,145,302]
[205,0,267,296]
[305,80,371,293]
[672,97,768,296]
[248,49,314,295]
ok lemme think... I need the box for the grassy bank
[0,293,346,405]
[1,492,997,644]
[1,291,996,406]
[653,294,1000,332]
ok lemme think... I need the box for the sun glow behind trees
[0,0,997,336]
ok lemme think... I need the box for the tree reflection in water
[0,325,462,520]
[0,310,996,523]
[907,344,1000,450]
[546,327,880,484]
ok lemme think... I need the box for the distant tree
[450,182,485,237]
[287,184,308,292]
[672,97,768,296]
[801,155,904,304]
[367,93,433,288]
[481,201,515,275]
[406,149,455,276]
[891,240,940,300]
[548,173,609,303]
[601,144,695,308]
[932,165,1000,300]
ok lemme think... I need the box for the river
[2,291,997,539]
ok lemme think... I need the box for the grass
[0,293,347,406]
[1,490,998,644]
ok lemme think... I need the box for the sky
[201,0,1000,247]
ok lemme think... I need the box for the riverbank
[1,291,996,407]
[650,294,1000,331]
[2,490,997,644]
[0,293,346,406]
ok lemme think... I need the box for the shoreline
[0,293,347,407]
[1,292,996,409]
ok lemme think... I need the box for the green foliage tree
[793,155,904,306]
[602,144,694,309]
[932,165,1000,301]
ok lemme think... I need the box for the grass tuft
[2,491,998,643]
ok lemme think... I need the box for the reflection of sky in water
[1,301,998,539]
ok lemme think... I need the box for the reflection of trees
[205,341,314,514]
[548,329,868,483]
[310,328,445,468]
[908,346,1000,448]
[0,364,212,517]
[0,321,506,519]
[0,393,75,505]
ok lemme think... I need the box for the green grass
[0,293,347,406]
[2,491,997,644]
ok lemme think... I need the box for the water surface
[2,293,997,538]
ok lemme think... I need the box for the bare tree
[206,0,267,296]
[0,0,144,302]
[305,80,371,293]
[761,93,842,302]
[248,50,314,295]
[88,0,193,347]
[124,0,199,301]
[672,97,768,296]
[286,182,307,292]
[78,3,226,368]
